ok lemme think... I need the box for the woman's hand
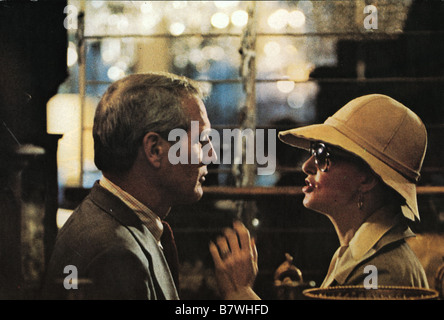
[209,221,260,300]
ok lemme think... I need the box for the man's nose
[201,140,218,164]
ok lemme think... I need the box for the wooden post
[77,1,86,187]
[236,1,258,229]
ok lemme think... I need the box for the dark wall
[0,1,67,298]
[0,2,67,145]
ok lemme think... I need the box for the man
[41,72,216,299]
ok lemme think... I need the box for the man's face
[161,95,216,205]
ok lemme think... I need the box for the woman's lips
[302,179,314,193]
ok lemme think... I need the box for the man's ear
[142,132,166,169]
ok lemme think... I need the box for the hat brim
[278,124,419,221]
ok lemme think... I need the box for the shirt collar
[99,177,164,243]
[348,205,400,261]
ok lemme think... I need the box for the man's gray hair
[93,72,204,173]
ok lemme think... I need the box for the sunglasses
[309,142,331,172]
[309,142,357,172]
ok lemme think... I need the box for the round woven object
[303,285,439,300]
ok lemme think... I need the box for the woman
[210,94,429,299]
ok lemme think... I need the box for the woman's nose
[302,154,317,175]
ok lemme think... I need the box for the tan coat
[321,206,429,288]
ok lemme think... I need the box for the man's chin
[175,188,204,205]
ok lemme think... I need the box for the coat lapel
[328,247,375,286]
[128,225,179,300]
[88,182,179,299]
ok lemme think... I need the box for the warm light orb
[288,10,306,28]
[211,12,230,29]
[276,80,295,93]
[267,9,289,30]
[169,22,186,36]
[231,10,248,27]
[107,66,125,81]
[67,42,78,67]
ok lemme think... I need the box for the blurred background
[0,0,443,299]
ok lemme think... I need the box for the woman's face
[301,145,366,216]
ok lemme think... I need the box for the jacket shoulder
[41,187,157,299]
[347,239,429,288]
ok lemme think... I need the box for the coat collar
[322,205,415,287]
[348,206,404,261]
[88,181,179,299]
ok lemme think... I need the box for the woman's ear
[359,170,380,193]
[142,132,165,169]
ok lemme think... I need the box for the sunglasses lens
[311,143,329,171]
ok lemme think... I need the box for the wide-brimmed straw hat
[278,94,427,221]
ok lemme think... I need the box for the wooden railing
[201,185,444,199]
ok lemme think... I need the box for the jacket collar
[88,181,179,300]
[348,206,403,261]
[323,205,415,287]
